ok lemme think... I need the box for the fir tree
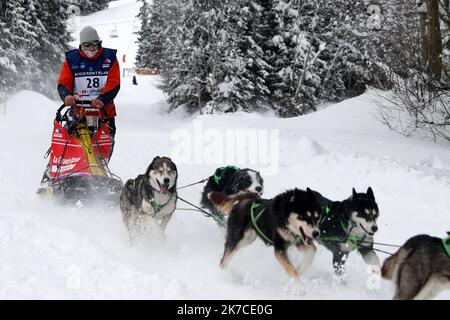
[0,0,71,98]
[135,0,151,68]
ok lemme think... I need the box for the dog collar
[443,233,450,258]
[213,165,240,185]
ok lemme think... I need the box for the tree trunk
[197,81,203,115]
[0,0,5,19]
[419,2,429,69]
[425,0,443,81]
[441,0,450,49]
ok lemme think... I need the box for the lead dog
[314,187,380,275]
[120,156,178,241]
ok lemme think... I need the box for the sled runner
[42,102,122,206]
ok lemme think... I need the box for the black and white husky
[200,166,264,219]
[314,187,380,275]
[120,156,178,242]
[208,188,321,285]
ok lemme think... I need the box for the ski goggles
[82,41,101,47]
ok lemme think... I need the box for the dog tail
[381,235,425,280]
[207,192,236,215]
[208,191,257,215]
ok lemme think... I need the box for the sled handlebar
[55,101,108,121]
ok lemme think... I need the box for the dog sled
[39,102,123,206]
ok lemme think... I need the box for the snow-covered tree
[134,0,450,117]
[75,0,112,16]
[135,0,168,69]
[31,0,72,96]
[0,1,16,97]
[0,0,71,98]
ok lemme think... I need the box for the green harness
[147,196,168,215]
[318,204,365,250]
[143,185,172,216]
[250,201,300,246]
[213,165,240,185]
[129,179,172,216]
[443,233,450,258]
[250,202,273,245]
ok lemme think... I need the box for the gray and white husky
[382,234,450,300]
[120,156,178,242]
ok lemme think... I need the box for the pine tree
[135,0,151,68]
[0,1,16,97]
[77,0,112,15]
[135,0,167,69]
[134,0,447,117]
[161,0,217,114]
[31,0,72,97]
[1,0,39,92]
[208,0,270,113]
[0,0,71,98]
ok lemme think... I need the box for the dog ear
[145,156,161,176]
[170,160,178,177]
[352,188,357,198]
[306,188,318,204]
[306,187,315,199]
[257,171,264,184]
[367,187,375,200]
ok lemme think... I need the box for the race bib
[74,73,108,101]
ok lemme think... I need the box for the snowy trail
[0,0,449,299]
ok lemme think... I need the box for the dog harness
[250,202,273,245]
[443,233,450,258]
[130,179,173,216]
[213,165,240,185]
[146,196,169,215]
[250,201,301,246]
[318,204,365,250]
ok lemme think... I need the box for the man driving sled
[39,26,120,189]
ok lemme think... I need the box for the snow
[1,0,449,300]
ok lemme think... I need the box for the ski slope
[0,0,449,299]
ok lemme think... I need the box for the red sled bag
[49,121,113,179]
[46,103,122,205]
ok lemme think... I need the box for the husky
[208,188,321,284]
[381,234,450,300]
[120,156,178,242]
[200,166,264,221]
[314,187,380,275]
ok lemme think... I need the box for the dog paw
[288,278,307,297]
[368,264,381,275]
[331,272,348,286]
[153,232,167,242]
